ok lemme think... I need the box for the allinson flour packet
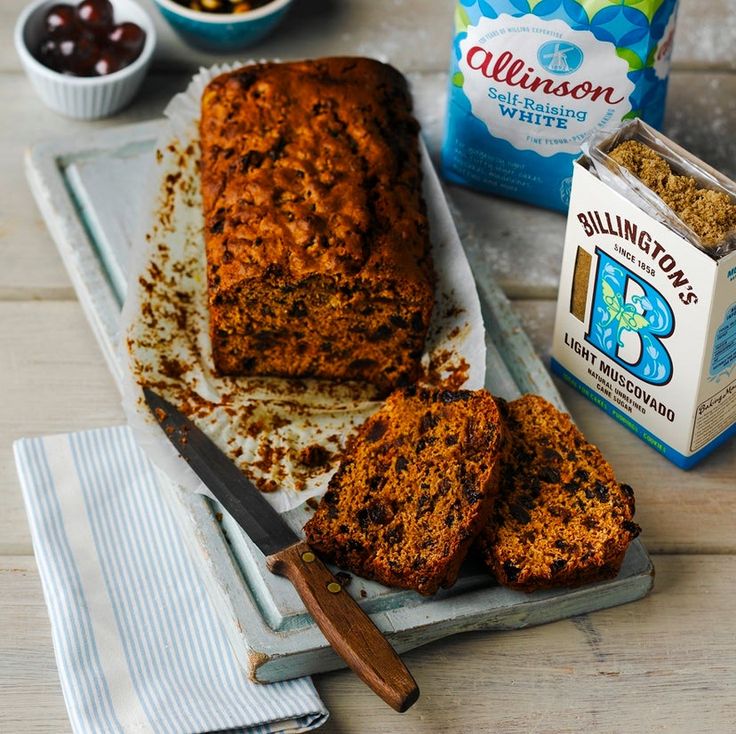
[442,0,680,211]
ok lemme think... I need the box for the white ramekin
[14,0,156,120]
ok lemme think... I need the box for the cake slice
[304,386,507,595]
[477,395,640,592]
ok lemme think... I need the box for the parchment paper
[120,62,487,513]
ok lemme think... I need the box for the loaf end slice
[304,386,506,595]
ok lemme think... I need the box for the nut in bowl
[152,0,293,53]
[15,0,155,120]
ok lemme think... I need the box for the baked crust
[199,57,434,391]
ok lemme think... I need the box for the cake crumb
[305,497,320,511]
[609,140,736,247]
[335,571,352,588]
[299,444,332,469]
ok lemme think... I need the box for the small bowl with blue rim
[152,0,293,53]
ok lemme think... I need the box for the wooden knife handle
[266,540,419,713]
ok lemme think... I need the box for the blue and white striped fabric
[14,426,328,734]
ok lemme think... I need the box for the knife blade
[143,387,299,557]
[142,387,419,713]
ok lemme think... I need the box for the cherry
[35,0,145,77]
[57,37,75,59]
[93,49,123,76]
[76,0,113,31]
[44,4,77,36]
[37,38,62,71]
[108,22,145,62]
[57,31,99,76]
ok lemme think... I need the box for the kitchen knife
[143,387,419,713]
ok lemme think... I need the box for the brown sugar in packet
[304,386,507,596]
[609,140,736,248]
[477,395,640,592]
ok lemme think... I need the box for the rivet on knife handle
[266,540,420,713]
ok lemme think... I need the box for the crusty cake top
[199,57,433,292]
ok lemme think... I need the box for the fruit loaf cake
[477,395,640,592]
[304,386,507,595]
[199,57,435,393]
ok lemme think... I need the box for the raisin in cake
[304,386,506,595]
[477,395,640,592]
[199,58,434,393]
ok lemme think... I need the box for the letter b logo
[585,248,674,385]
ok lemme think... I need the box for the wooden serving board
[25,117,654,683]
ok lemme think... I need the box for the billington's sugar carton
[551,122,736,468]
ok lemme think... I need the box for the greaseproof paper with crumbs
[120,63,487,513]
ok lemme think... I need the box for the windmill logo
[537,40,584,75]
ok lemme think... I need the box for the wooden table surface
[2,1,735,731]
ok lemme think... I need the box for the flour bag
[441,0,680,211]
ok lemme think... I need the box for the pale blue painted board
[25,110,654,683]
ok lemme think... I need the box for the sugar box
[551,120,736,468]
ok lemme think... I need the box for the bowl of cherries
[15,0,156,119]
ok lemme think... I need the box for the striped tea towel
[14,425,328,734]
